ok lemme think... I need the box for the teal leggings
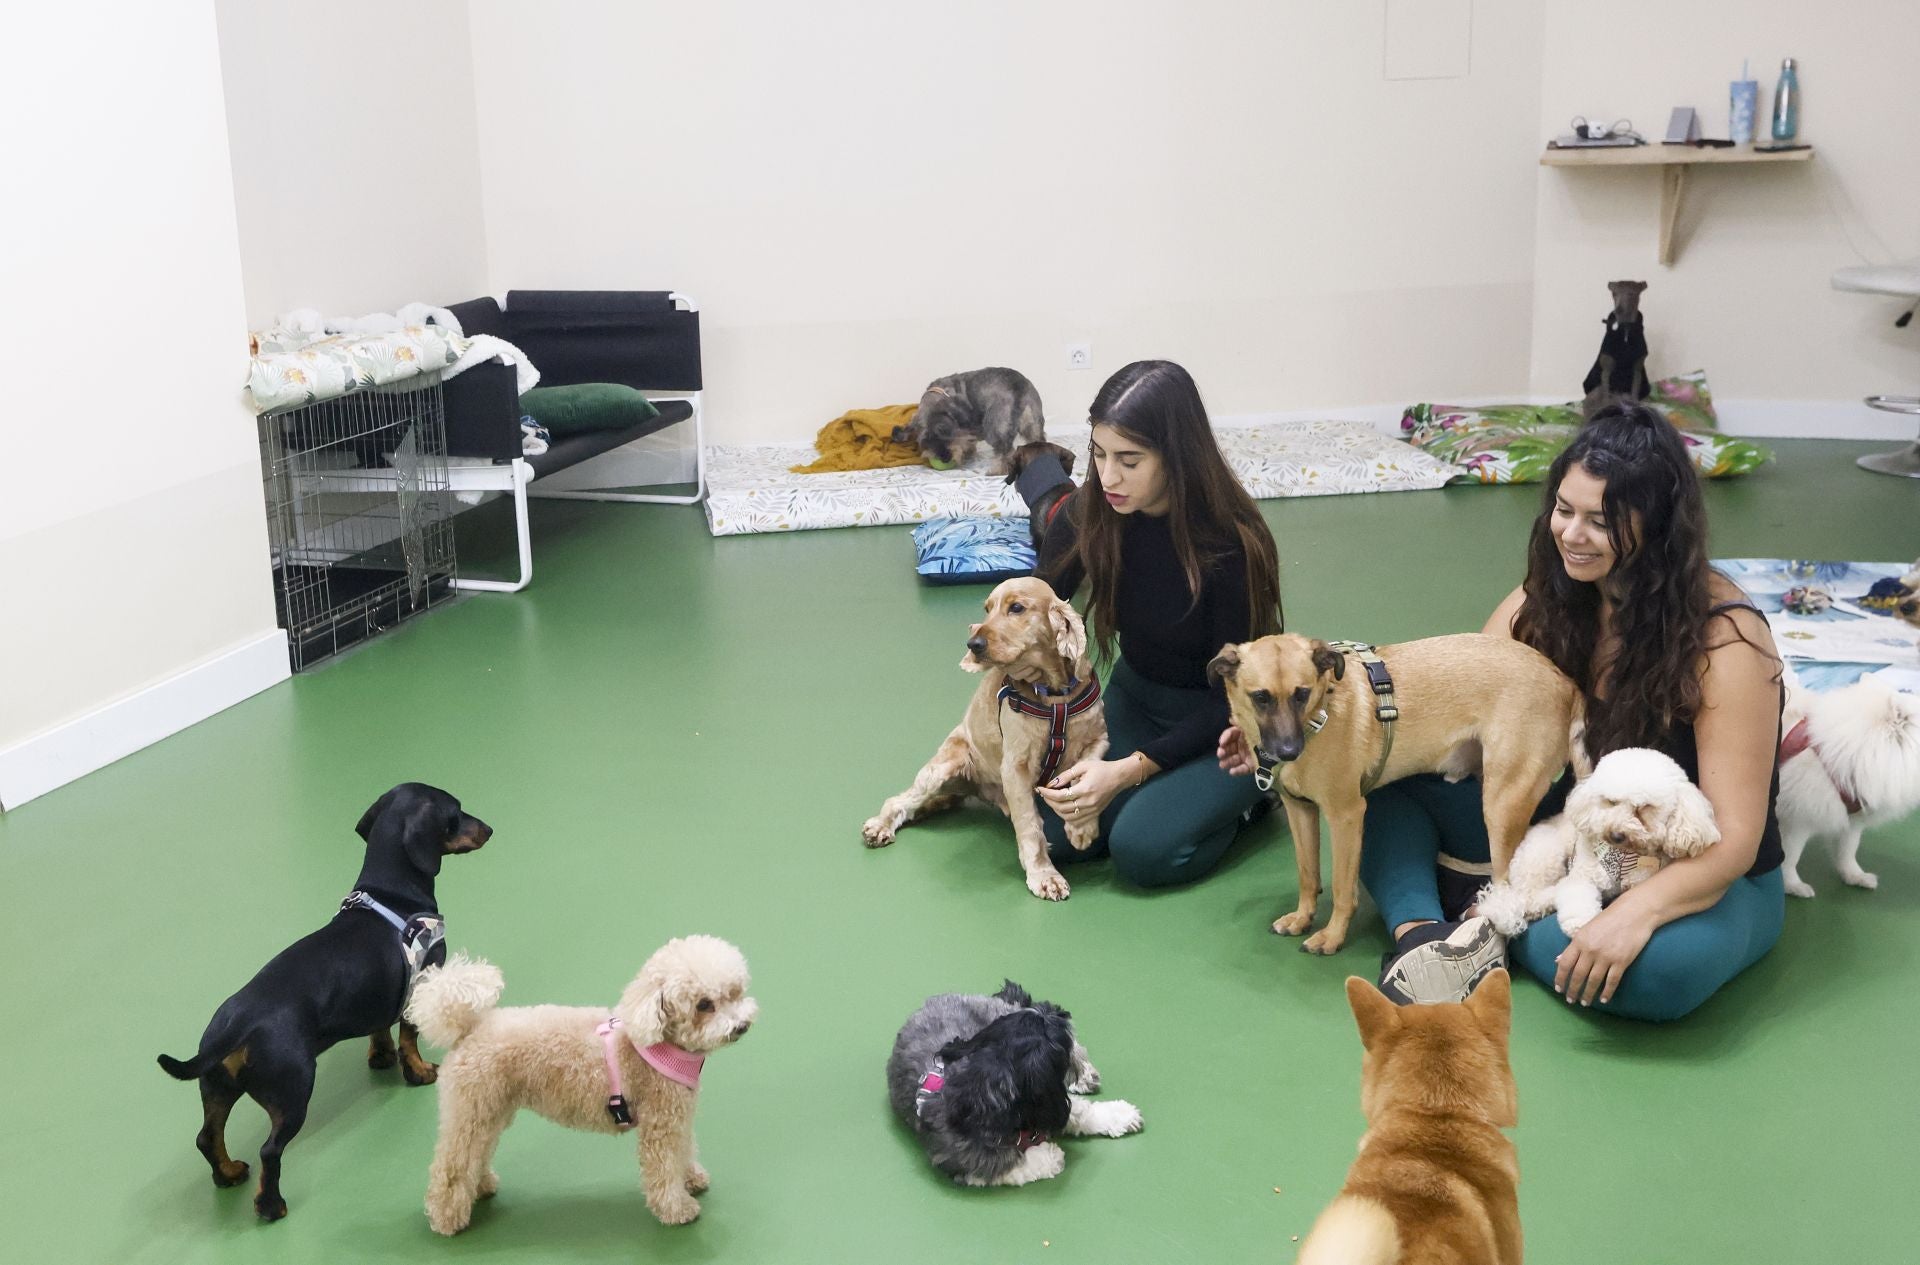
[1361,775,1785,1022]
[1039,660,1264,887]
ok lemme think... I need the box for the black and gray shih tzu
[886,981,1142,1186]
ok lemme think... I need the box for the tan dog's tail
[404,953,504,1050]
[1568,693,1594,781]
[1297,1195,1399,1265]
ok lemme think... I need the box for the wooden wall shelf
[1539,143,1815,265]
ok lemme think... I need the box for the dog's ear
[1205,644,1241,687]
[1662,781,1721,857]
[1311,640,1346,681]
[1345,976,1400,1051]
[399,794,452,878]
[1464,968,1512,1036]
[1049,599,1087,667]
[356,786,399,841]
[617,958,672,1046]
[1058,448,1076,478]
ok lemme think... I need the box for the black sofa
[440,289,704,591]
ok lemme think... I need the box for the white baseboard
[0,630,290,811]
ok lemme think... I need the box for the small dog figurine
[1296,973,1519,1265]
[1778,677,1920,897]
[1582,279,1651,414]
[408,936,756,1234]
[1211,633,1586,954]
[1004,439,1078,549]
[894,367,1046,472]
[156,783,491,1220]
[887,981,1141,1187]
[1478,748,1719,936]
[863,576,1108,900]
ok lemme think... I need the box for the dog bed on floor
[1714,558,1919,692]
[913,516,1036,585]
[703,420,1457,535]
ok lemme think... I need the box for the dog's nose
[966,636,987,656]
[732,1020,753,1038]
[1273,739,1302,762]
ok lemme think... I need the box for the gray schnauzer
[893,367,1047,471]
[886,981,1141,1187]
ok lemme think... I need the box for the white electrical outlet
[1066,341,1092,371]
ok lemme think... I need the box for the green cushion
[518,383,659,436]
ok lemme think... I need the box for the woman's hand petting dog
[1215,725,1256,776]
[1037,757,1145,829]
[1553,901,1657,1007]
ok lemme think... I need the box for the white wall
[468,0,1548,443]
[215,0,490,325]
[0,2,283,796]
[1529,1,1920,427]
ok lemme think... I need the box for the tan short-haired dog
[863,576,1108,900]
[1210,633,1583,954]
[1296,972,1520,1265]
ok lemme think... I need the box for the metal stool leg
[1859,396,1920,478]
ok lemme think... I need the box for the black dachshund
[156,783,490,1220]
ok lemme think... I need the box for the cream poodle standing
[1478,748,1720,936]
[405,935,757,1234]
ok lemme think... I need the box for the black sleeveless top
[1534,600,1784,878]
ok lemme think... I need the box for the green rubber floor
[2,439,1914,1263]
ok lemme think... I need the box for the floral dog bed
[703,419,1458,536]
[1402,372,1771,485]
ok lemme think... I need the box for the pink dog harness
[1779,718,1865,815]
[998,676,1102,786]
[596,1017,706,1129]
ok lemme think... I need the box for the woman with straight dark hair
[1019,359,1284,887]
[1231,401,1786,1020]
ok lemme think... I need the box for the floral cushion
[913,516,1036,586]
[1400,373,1768,485]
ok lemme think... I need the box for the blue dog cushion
[913,516,1036,585]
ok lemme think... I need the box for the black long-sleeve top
[1037,498,1252,771]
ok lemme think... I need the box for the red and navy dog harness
[997,676,1102,787]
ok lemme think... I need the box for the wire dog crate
[257,378,458,671]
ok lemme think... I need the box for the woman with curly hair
[1263,402,1785,1020]
[1023,359,1284,887]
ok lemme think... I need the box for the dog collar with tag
[595,1017,705,1128]
[1252,642,1397,796]
[914,1054,947,1119]
[999,676,1102,787]
[339,890,444,1004]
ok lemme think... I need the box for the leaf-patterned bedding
[702,420,1458,536]
[246,325,463,414]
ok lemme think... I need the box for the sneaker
[1377,916,1506,1006]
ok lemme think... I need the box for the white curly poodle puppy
[1478,748,1719,937]
[405,935,756,1235]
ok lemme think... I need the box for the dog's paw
[1301,928,1347,956]
[1020,1142,1067,1183]
[1084,1099,1143,1137]
[1028,868,1071,901]
[1841,868,1879,890]
[1784,874,1816,898]
[686,1162,710,1194]
[367,1046,397,1071]
[649,1191,702,1226]
[477,1170,500,1199]
[402,1060,439,1087]
[427,1200,472,1236]
[1066,822,1100,853]
[861,816,898,848]
[1271,911,1314,937]
[254,1192,288,1222]
[212,1160,249,1188]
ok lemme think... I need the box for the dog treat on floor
[409,936,757,1234]
[863,576,1108,900]
[1477,748,1719,936]
[1296,973,1519,1265]
[887,981,1141,1187]
[1777,677,1920,898]
[1211,633,1585,954]
[154,784,492,1221]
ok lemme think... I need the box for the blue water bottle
[1771,58,1799,141]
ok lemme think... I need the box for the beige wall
[1529,2,1920,412]
[0,2,279,753]
[215,0,490,325]
[468,0,1548,443]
